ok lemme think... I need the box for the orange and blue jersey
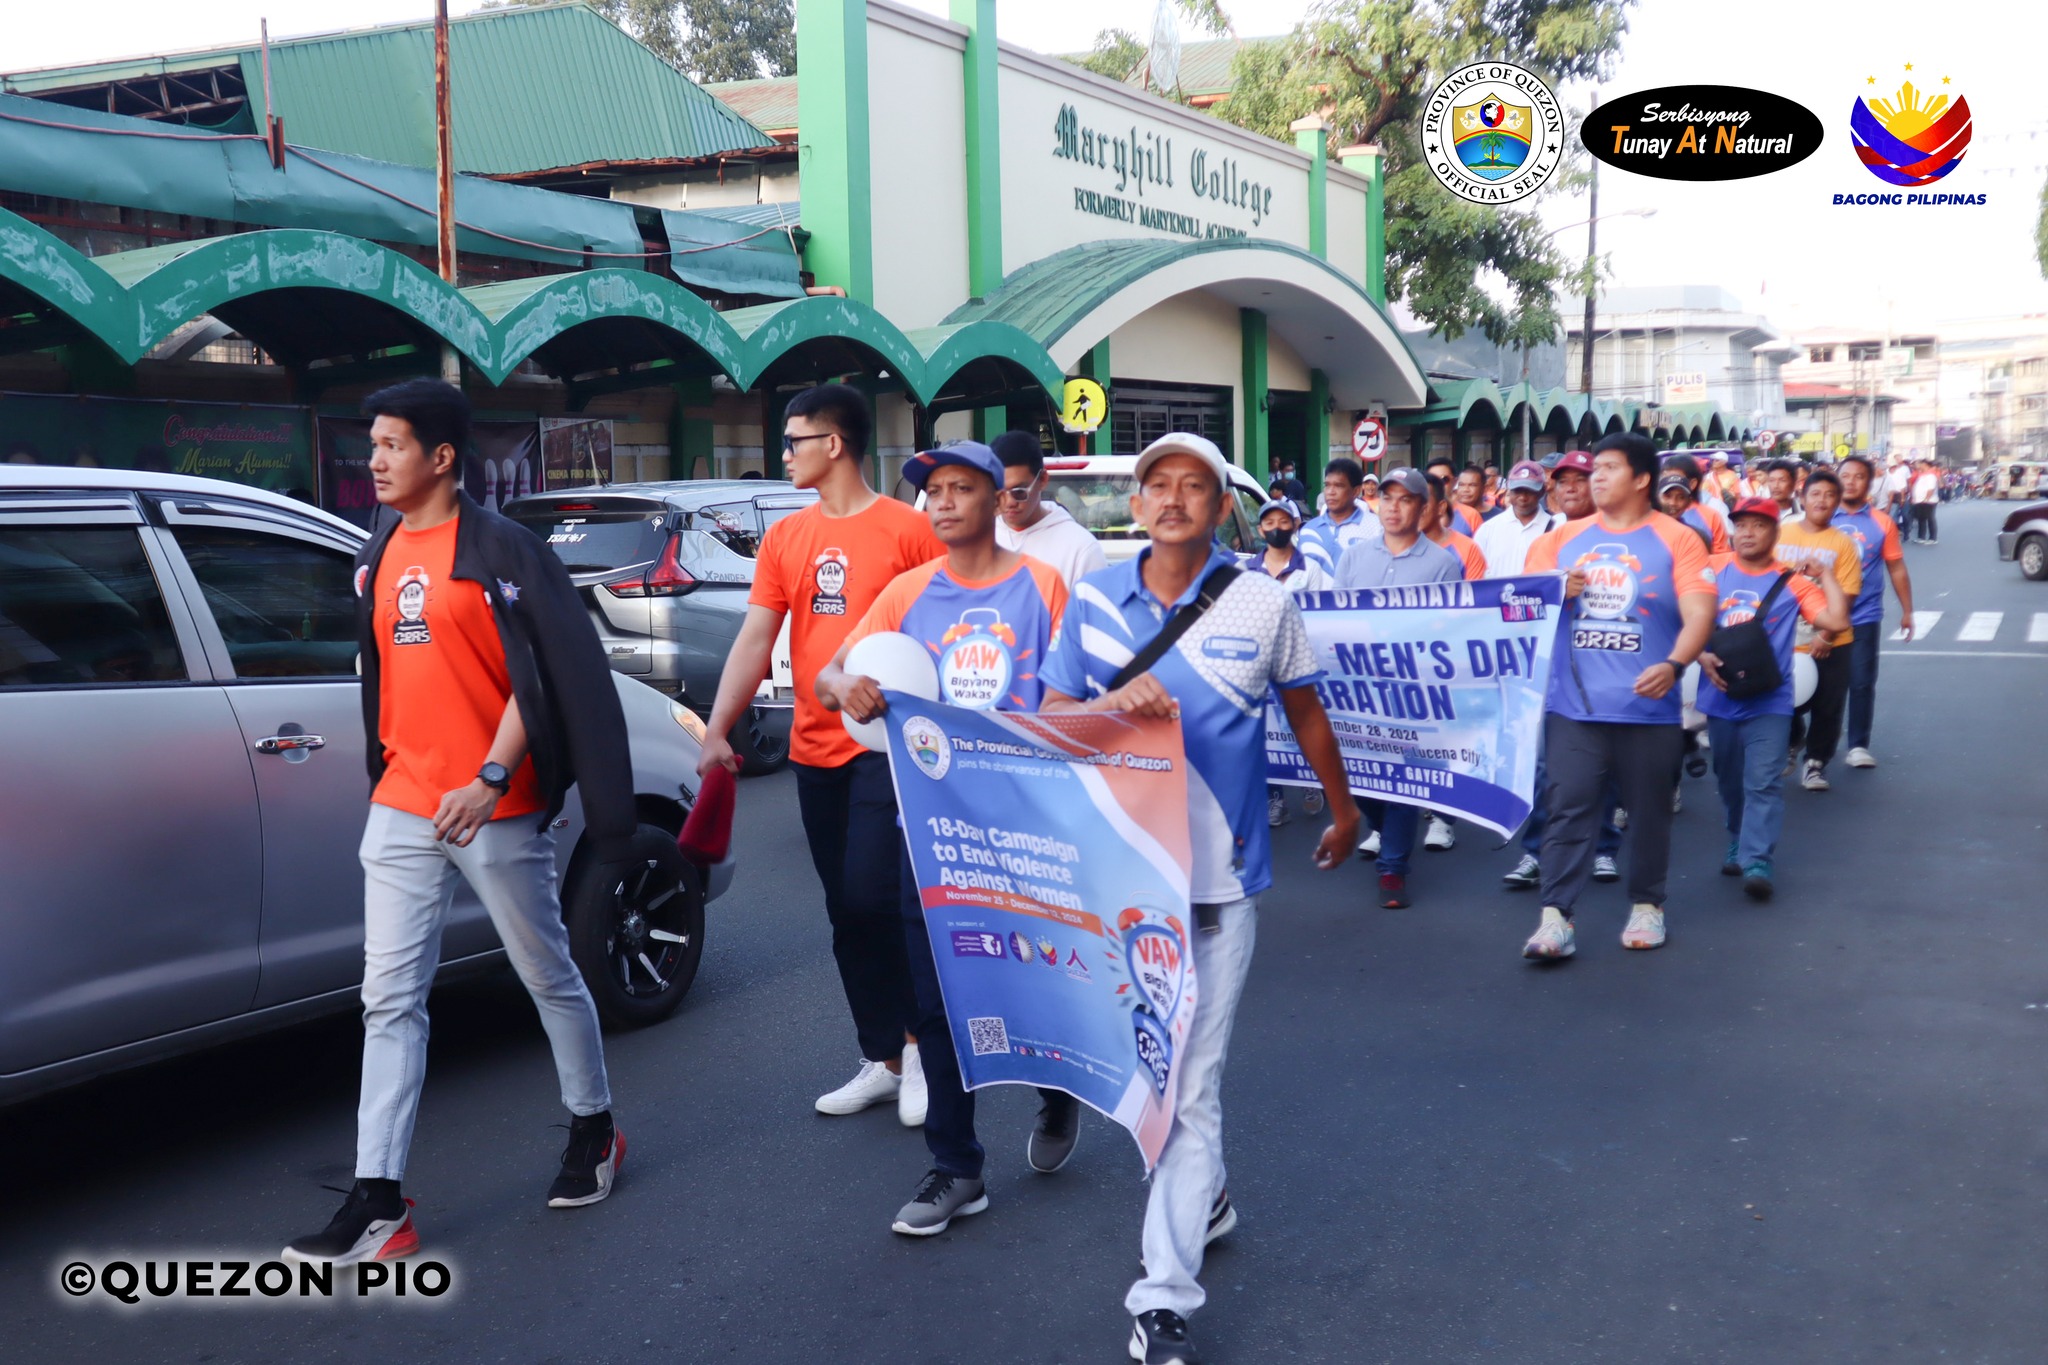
[1830,503,1905,630]
[1679,502,1731,553]
[1525,512,1716,725]
[1695,554,1829,722]
[848,555,1067,711]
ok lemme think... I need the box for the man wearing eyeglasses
[990,430,1108,584]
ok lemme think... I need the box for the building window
[1807,346,1835,364]
[1847,344,1883,362]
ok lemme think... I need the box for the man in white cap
[1473,459,1561,577]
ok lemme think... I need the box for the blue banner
[881,692,1196,1170]
[1266,575,1566,838]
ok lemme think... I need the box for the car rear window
[507,506,667,573]
[1045,473,1145,540]
[693,495,815,560]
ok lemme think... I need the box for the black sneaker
[282,1182,418,1264]
[1028,1091,1081,1174]
[547,1112,625,1208]
[891,1168,989,1236]
[1130,1309,1201,1365]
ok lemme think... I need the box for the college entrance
[1107,381,1234,460]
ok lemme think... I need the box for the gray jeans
[355,804,611,1181]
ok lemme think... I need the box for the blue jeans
[1372,800,1421,877]
[1707,713,1792,869]
[1127,898,1257,1320]
[355,805,611,1181]
[1846,627,1881,751]
[1521,745,1622,859]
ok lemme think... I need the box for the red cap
[1729,496,1782,523]
[1552,450,1594,475]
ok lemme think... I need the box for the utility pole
[434,0,461,386]
[1579,104,1599,397]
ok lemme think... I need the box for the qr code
[966,1016,1010,1056]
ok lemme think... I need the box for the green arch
[912,320,1067,405]
[0,209,136,358]
[725,295,928,397]
[475,268,747,387]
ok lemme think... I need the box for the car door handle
[255,733,326,754]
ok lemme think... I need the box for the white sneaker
[1423,816,1455,851]
[897,1043,927,1127]
[1357,829,1381,857]
[1621,904,1667,950]
[815,1059,900,1116]
[1591,854,1620,882]
[1846,747,1876,769]
[1801,760,1830,792]
[1612,807,1627,830]
[1523,907,1576,960]
[1267,789,1289,827]
[1302,790,1325,815]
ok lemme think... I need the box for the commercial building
[1562,284,1797,432]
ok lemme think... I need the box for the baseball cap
[1729,495,1781,522]
[1257,496,1302,522]
[901,440,1003,490]
[1656,472,1692,497]
[1552,450,1594,476]
[1504,460,1546,492]
[1358,469,1380,485]
[1134,431,1230,489]
[1379,467,1428,499]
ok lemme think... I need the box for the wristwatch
[1663,658,1686,678]
[476,761,511,794]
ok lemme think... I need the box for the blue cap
[1257,496,1302,522]
[902,440,1003,490]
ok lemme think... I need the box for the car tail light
[604,534,696,597]
[1043,459,1091,470]
[554,502,597,511]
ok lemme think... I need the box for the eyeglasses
[782,432,832,452]
[998,484,1038,502]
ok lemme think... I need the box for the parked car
[1996,499,2048,580]
[914,454,1273,564]
[0,465,731,1106]
[504,480,814,774]
[1993,461,2048,501]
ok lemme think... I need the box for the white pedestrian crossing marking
[2031,612,2048,644]
[1956,612,2003,642]
[1891,610,1941,642]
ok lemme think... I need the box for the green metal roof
[704,76,799,134]
[1121,36,1283,98]
[2,2,774,176]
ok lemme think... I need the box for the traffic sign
[1060,378,1107,433]
[1352,412,1387,462]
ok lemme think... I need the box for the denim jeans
[793,754,916,1065]
[1373,801,1421,878]
[898,850,983,1180]
[1127,898,1258,1320]
[1707,712,1793,868]
[1846,628,1882,751]
[355,804,610,1182]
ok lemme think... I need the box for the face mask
[1262,527,1294,549]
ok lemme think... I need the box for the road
[5,498,2043,1363]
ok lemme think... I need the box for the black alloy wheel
[565,823,706,1028]
[730,702,791,776]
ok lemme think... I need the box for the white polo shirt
[1472,506,1561,577]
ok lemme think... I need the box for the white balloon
[841,631,941,753]
[1681,662,1701,708]
[1792,652,1818,708]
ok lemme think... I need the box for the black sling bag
[1705,571,1792,700]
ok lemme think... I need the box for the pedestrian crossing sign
[1060,378,1107,434]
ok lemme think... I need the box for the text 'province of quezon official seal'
[1421,61,1565,205]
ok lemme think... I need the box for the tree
[1073,28,1146,83]
[1205,0,1635,346]
[482,0,793,82]
[2037,173,2048,283]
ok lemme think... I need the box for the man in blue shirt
[1299,456,1380,576]
[1332,467,1463,907]
[1040,433,1357,1365]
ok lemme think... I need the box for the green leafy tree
[482,0,793,81]
[2037,173,2048,282]
[1206,0,1634,346]
[1074,28,1147,82]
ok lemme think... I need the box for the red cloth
[676,763,735,864]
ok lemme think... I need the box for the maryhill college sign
[1052,103,1275,240]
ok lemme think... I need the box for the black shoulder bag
[1705,571,1792,700]
[1108,564,1242,690]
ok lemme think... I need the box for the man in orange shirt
[287,378,634,1265]
[1423,472,1488,580]
[696,385,943,1125]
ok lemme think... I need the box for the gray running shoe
[1501,854,1540,889]
[891,1169,988,1237]
[1028,1093,1081,1174]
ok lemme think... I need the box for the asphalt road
[6,498,2044,1363]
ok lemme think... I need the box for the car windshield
[1046,474,1147,540]
[506,506,667,573]
[694,494,815,559]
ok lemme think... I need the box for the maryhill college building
[0,0,1751,516]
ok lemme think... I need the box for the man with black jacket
[284,378,633,1265]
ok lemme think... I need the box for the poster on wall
[316,416,540,528]
[541,417,614,490]
[0,392,313,493]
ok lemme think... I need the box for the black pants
[1791,646,1853,766]
[792,754,915,1065]
[1537,714,1684,915]
[899,851,983,1179]
[1911,502,1936,541]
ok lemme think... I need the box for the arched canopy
[471,269,742,387]
[945,238,1428,410]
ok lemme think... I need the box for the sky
[9,0,2045,335]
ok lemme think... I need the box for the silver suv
[504,480,815,774]
[0,466,732,1105]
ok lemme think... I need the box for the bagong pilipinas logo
[1852,67,1971,186]
[901,714,950,780]
[1422,61,1564,204]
